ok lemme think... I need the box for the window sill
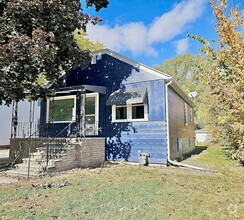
[46,120,75,124]
[112,118,148,123]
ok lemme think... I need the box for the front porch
[7,85,107,177]
[7,137,105,178]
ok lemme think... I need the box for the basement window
[177,138,182,152]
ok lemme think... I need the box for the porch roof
[48,85,106,95]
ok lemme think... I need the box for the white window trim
[112,103,148,123]
[46,95,76,123]
[85,92,99,123]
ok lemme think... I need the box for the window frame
[46,95,76,123]
[85,92,99,135]
[190,107,193,122]
[184,102,188,126]
[85,92,99,124]
[112,103,148,122]
[114,105,127,121]
[177,138,182,152]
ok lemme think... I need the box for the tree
[0,0,109,105]
[155,53,211,129]
[189,0,244,164]
[74,29,104,51]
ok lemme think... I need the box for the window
[132,104,145,119]
[189,138,192,147]
[190,107,193,122]
[177,138,182,151]
[116,106,127,120]
[85,96,96,125]
[184,103,188,126]
[112,104,148,122]
[47,95,76,123]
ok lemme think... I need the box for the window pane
[49,98,74,122]
[116,106,127,120]
[184,103,188,125]
[86,97,95,115]
[85,115,95,124]
[132,105,144,119]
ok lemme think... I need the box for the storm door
[85,93,99,135]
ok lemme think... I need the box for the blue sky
[81,0,242,67]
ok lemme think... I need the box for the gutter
[165,79,208,171]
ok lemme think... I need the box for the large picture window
[47,95,76,123]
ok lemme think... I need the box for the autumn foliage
[190,0,243,164]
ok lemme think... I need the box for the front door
[85,93,99,135]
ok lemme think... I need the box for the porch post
[80,93,86,137]
[11,100,18,138]
[76,90,85,137]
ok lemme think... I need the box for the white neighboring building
[195,128,211,143]
[0,101,40,145]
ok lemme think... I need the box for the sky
[81,0,242,67]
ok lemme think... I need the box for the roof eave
[91,48,171,80]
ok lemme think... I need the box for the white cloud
[86,0,206,56]
[174,38,189,55]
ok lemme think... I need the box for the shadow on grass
[176,145,208,162]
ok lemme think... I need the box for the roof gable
[91,49,195,108]
[91,49,171,80]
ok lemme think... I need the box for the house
[7,49,196,177]
[40,49,196,162]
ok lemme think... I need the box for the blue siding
[65,54,162,88]
[124,80,166,121]
[40,53,168,164]
[105,121,167,164]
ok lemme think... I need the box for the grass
[0,144,243,220]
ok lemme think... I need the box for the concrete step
[32,151,45,157]
[6,169,43,178]
[22,157,44,164]
[37,146,74,152]
[15,163,43,173]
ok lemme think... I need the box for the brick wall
[10,137,105,172]
[53,137,105,172]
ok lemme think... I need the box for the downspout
[165,79,207,171]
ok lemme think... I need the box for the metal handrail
[40,122,75,167]
[10,123,46,169]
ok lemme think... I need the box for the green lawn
[0,144,243,220]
